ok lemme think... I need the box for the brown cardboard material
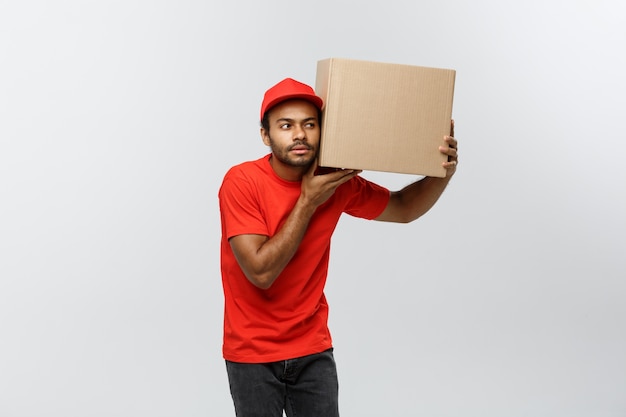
[315,58,456,177]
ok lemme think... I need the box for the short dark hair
[260,111,270,131]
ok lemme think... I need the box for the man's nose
[293,125,306,140]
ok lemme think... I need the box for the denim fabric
[225,348,339,417]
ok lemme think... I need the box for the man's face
[261,99,321,173]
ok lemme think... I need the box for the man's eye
[280,123,291,129]
[305,123,315,128]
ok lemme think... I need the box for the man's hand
[439,119,458,177]
[300,159,362,208]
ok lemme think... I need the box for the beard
[267,135,317,168]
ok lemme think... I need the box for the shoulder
[222,155,270,183]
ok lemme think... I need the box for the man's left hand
[439,119,458,177]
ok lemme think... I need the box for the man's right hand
[300,159,362,209]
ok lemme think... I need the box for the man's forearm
[377,175,453,223]
[402,175,452,221]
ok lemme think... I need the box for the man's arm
[375,122,458,223]
[229,164,361,289]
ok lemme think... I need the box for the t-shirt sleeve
[343,176,390,220]
[219,170,269,239]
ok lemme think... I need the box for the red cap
[260,78,324,121]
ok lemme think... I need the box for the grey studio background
[1,1,625,416]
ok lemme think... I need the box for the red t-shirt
[219,154,390,363]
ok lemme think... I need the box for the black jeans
[225,348,340,417]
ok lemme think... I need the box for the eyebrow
[275,116,318,124]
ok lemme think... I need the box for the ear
[260,127,271,147]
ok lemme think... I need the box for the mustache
[288,141,313,151]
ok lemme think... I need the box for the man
[219,77,458,417]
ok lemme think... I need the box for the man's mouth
[290,144,312,155]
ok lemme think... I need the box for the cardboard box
[315,58,456,177]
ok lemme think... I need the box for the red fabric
[219,154,390,363]
[259,78,323,121]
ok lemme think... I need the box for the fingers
[306,163,361,188]
[440,121,458,174]
[301,167,362,207]
[439,137,458,159]
[444,136,458,158]
[327,168,362,184]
